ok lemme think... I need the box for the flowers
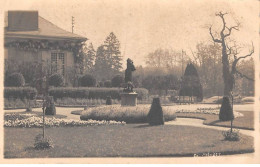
[175,107,243,118]
[4,116,125,128]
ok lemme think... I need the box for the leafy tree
[79,74,96,87]
[84,43,96,72]
[111,75,124,87]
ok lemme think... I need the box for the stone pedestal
[120,92,138,106]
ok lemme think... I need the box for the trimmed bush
[48,87,148,100]
[49,73,64,87]
[179,63,203,101]
[219,96,234,121]
[79,74,96,87]
[5,73,25,87]
[111,75,124,87]
[80,104,176,123]
[45,96,56,115]
[147,98,164,125]
[4,87,37,100]
[104,80,112,88]
[106,96,112,105]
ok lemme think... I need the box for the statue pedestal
[120,92,138,106]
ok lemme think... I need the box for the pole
[72,16,75,33]
[42,97,45,139]
[231,92,233,133]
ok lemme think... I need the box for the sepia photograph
[0,0,259,164]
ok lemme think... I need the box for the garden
[3,11,255,159]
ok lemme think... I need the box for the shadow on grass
[134,124,165,128]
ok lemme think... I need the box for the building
[4,11,87,81]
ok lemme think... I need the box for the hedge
[4,87,37,99]
[48,87,148,100]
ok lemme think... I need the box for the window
[51,52,65,76]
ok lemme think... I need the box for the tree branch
[236,70,254,81]
[224,25,240,37]
[209,26,222,43]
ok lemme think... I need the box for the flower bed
[175,107,243,118]
[80,104,177,123]
[4,115,125,128]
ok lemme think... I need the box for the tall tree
[209,12,254,98]
[84,42,96,72]
[94,45,112,81]
[104,32,123,72]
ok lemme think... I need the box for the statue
[123,58,136,92]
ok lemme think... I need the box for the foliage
[4,87,37,99]
[179,63,203,101]
[104,80,112,87]
[80,104,176,123]
[48,87,148,100]
[147,98,164,125]
[49,73,64,87]
[79,74,96,87]
[111,75,124,87]
[219,96,234,121]
[94,32,122,81]
[222,129,240,141]
[5,72,25,87]
[34,134,54,150]
[142,74,179,95]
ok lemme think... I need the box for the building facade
[4,11,87,82]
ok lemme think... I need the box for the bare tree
[209,12,254,98]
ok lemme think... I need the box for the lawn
[4,125,254,158]
[176,110,254,130]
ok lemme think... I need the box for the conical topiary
[45,96,56,115]
[219,96,234,121]
[147,98,164,125]
[106,96,112,105]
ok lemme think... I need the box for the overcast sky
[2,0,259,67]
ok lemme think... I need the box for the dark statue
[123,58,136,92]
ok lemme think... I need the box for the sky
[2,0,259,67]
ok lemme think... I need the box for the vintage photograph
[1,0,259,163]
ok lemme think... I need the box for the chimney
[8,11,38,31]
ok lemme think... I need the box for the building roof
[5,16,88,41]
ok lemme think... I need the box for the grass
[80,105,176,123]
[176,110,254,130]
[4,125,254,158]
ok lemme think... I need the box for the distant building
[4,11,87,77]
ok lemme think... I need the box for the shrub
[147,98,164,125]
[5,73,25,87]
[4,87,37,100]
[45,96,56,115]
[222,129,240,141]
[80,104,176,123]
[49,73,64,87]
[106,96,112,105]
[48,87,148,100]
[111,75,124,87]
[34,134,54,149]
[79,74,96,87]
[104,80,111,87]
[219,96,234,121]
